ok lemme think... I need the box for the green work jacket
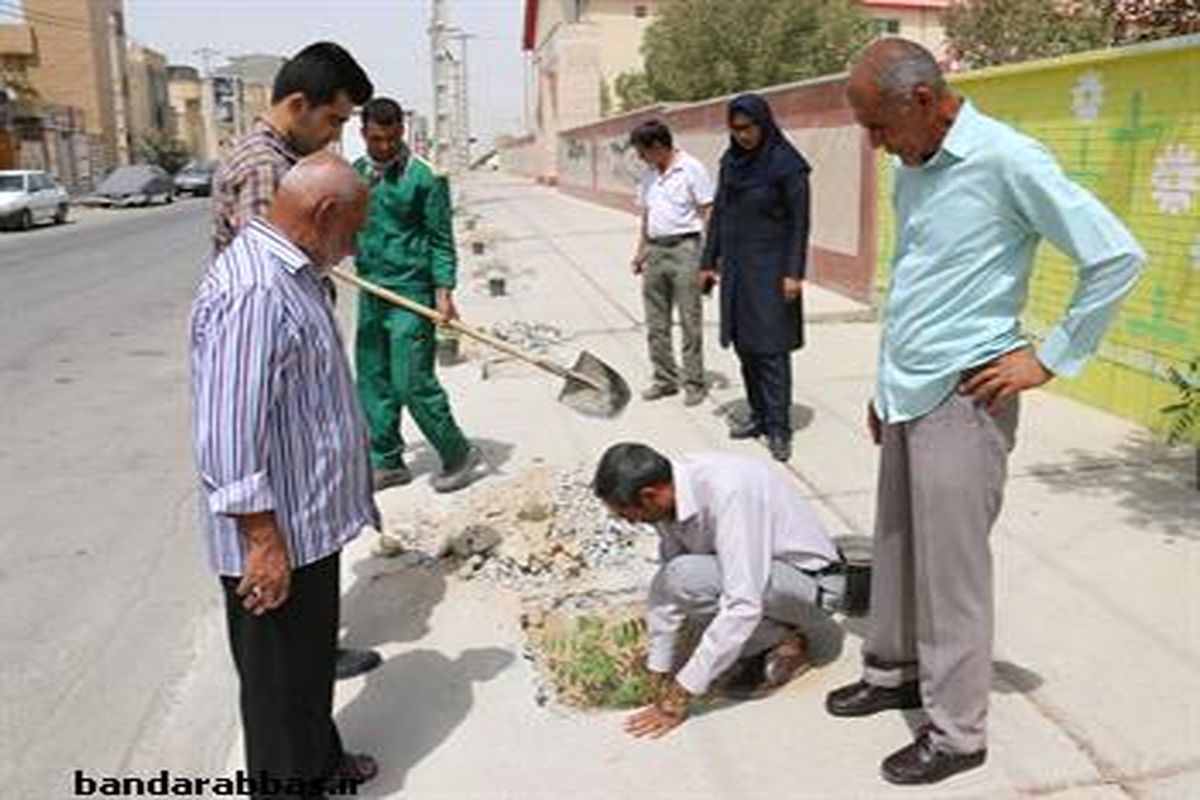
[353,153,457,295]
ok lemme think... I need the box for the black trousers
[222,551,344,799]
[736,349,792,437]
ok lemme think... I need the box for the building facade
[0,21,94,190]
[518,0,949,182]
[25,0,131,174]
[167,65,208,161]
[126,41,170,159]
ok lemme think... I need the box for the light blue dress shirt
[876,101,1144,423]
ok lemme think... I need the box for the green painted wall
[875,37,1200,431]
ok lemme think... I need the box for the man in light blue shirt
[825,39,1143,787]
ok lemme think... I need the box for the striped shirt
[211,119,299,255]
[189,218,378,576]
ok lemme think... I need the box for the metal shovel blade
[558,350,630,419]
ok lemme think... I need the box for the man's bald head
[845,38,960,167]
[267,152,369,268]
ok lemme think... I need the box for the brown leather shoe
[762,633,809,688]
[882,731,986,785]
[825,679,922,717]
[720,634,810,700]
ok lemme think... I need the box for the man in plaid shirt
[211,41,373,255]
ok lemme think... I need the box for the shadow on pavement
[338,646,515,795]
[402,436,516,481]
[1023,430,1199,541]
[712,398,815,433]
[340,561,448,650]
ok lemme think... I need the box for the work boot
[373,462,412,491]
[432,444,482,494]
[683,385,707,407]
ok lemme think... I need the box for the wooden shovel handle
[330,267,571,379]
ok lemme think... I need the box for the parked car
[173,161,215,197]
[95,164,174,207]
[0,170,70,230]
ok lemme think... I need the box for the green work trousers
[356,292,469,471]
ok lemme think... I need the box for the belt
[646,232,701,247]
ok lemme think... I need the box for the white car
[0,170,70,230]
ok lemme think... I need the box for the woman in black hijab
[701,93,811,461]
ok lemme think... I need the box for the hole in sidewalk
[375,465,660,709]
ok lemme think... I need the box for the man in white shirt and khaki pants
[630,120,714,407]
[593,442,846,738]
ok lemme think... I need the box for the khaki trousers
[642,238,704,390]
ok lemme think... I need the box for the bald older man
[826,39,1143,785]
[190,154,379,798]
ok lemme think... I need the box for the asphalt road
[0,200,235,795]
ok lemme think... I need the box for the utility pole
[194,47,221,161]
[448,30,471,172]
[107,10,131,166]
[429,0,471,175]
[430,0,453,173]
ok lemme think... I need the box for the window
[634,4,649,18]
[873,18,901,35]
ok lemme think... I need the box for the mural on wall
[876,39,1200,431]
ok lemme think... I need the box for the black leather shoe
[728,417,763,440]
[825,679,922,717]
[335,647,382,680]
[767,432,792,462]
[882,731,986,785]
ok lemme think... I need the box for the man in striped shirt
[190,153,379,796]
[208,40,380,682]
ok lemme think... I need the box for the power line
[0,2,93,33]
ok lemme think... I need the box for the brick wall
[547,75,880,303]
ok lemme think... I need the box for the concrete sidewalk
[317,172,1200,800]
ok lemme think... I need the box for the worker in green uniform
[353,97,480,494]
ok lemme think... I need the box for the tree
[944,0,1108,69]
[945,0,1200,70]
[1106,0,1200,45]
[639,0,873,102]
[138,130,191,174]
[613,70,656,112]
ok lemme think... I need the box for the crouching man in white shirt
[593,442,846,738]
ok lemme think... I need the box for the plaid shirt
[211,119,300,255]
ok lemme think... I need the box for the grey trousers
[650,554,846,667]
[642,238,704,390]
[862,391,1019,754]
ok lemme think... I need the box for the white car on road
[0,170,70,230]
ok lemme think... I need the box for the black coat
[701,159,811,354]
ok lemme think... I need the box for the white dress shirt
[647,452,839,695]
[637,150,714,239]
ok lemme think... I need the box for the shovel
[331,268,631,419]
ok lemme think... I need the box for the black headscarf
[721,93,809,192]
